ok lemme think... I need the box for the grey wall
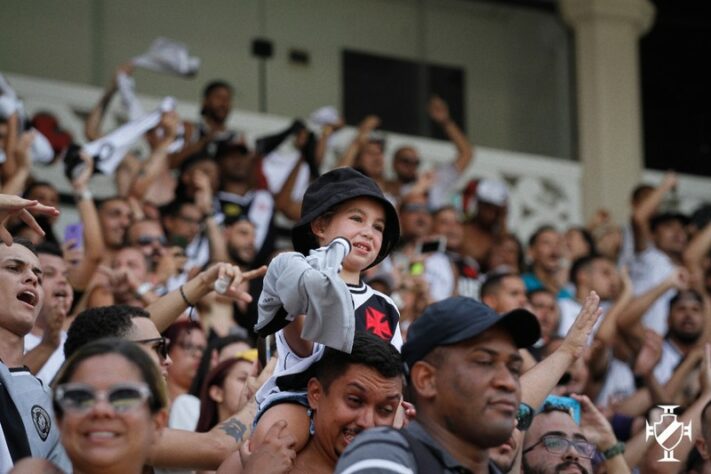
[0,0,574,159]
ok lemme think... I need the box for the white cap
[476,179,509,206]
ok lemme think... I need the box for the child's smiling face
[311,197,386,275]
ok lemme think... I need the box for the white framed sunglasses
[54,382,152,413]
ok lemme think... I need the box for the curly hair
[64,305,149,358]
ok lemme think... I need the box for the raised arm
[274,156,305,221]
[336,115,380,169]
[631,171,677,253]
[193,169,228,264]
[1,130,32,196]
[145,262,266,332]
[129,111,178,201]
[1,113,19,180]
[616,267,687,333]
[521,292,602,409]
[642,344,711,474]
[67,153,106,290]
[428,96,473,173]
[84,63,132,141]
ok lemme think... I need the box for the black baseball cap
[291,167,399,269]
[402,296,540,373]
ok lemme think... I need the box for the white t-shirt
[556,298,608,341]
[653,339,683,386]
[168,394,201,431]
[424,252,456,302]
[595,356,636,408]
[629,246,676,335]
[23,332,67,386]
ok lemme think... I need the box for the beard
[670,327,702,345]
[522,459,590,474]
[228,245,253,267]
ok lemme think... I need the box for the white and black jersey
[0,362,71,473]
[256,282,402,412]
[349,282,402,349]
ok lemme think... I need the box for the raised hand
[559,291,602,359]
[70,151,94,192]
[570,394,618,451]
[0,194,59,245]
[633,329,663,377]
[358,115,380,134]
[427,96,450,124]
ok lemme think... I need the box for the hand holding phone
[63,222,84,249]
[415,237,446,255]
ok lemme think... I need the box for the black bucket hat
[292,167,400,269]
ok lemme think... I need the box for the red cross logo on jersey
[365,307,392,340]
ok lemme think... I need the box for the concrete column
[559,0,655,223]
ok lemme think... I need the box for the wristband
[633,374,646,389]
[602,441,625,460]
[179,285,195,307]
[74,189,93,201]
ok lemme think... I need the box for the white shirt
[595,356,636,408]
[23,332,67,386]
[556,298,608,341]
[653,339,683,386]
[168,394,201,431]
[629,246,676,335]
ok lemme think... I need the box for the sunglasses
[54,382,152,413]
[516,402,534,431]
[136,235,167,246]
[134,336,170,361]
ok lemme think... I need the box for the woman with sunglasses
[52,338,167,474]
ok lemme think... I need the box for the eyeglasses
[54,383,152,414]
[523,435,596,459]
[177,341,206,356]
[134,336,170,361]
[136,235,167,246]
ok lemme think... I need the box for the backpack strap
[399,428,445,473]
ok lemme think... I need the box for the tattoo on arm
[219,418,248,442]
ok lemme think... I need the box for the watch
[602,441,625,460]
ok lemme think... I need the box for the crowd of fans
[1,56,711,474]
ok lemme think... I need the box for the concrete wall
[0,0,573,159]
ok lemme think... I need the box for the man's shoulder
[335,426,415,474]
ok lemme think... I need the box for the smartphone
[63,222,84,249]
[543,395,581,425]
[416,237,446,255]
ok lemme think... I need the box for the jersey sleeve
[334,427,416,474]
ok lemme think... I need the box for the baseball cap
[476,179,509,207]
[402,296,540,373]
